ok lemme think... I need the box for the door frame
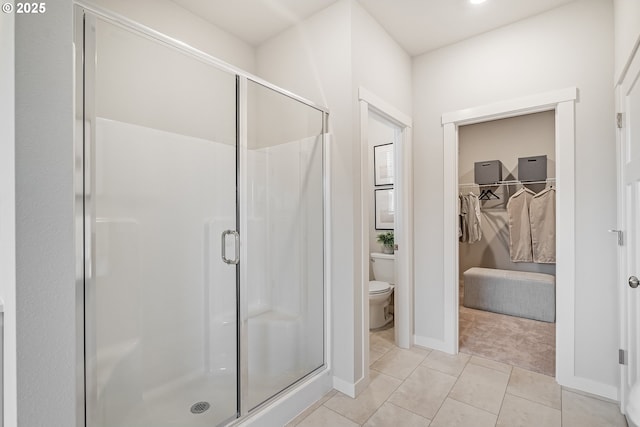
[441,87,582,390]
[616,39,640,414]
[359,87,413,385]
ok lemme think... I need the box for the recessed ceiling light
[470,0,487,4]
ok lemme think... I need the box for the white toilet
[369,252,395,330]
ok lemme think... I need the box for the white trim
[442,122,459,355]
[442,88,577,392]
[396,126,414,349]
[554,100,577,387]
[332,373,369,398]
[358,87,413,353]
[561,376,620,402]
[359,101,371,386]
[616,32,640,86]
[359,87,412,127]
[442,87,577,125]
[414,335,449,353]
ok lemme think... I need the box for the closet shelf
[458,178,555,188]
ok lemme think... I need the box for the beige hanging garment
[530,187,556,263]
[467,193,482,244]
[506,188,535,262]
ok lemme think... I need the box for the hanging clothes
[459,194,466,241]
[506,188,535,262]
[530,187,556,263]
[468,193,482,244]
[459,193,482,244]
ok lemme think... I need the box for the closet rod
[458,178,555,188]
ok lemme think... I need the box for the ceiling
[171,0,340,46]
[172,0,577,56]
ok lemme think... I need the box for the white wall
[0,7,16,427]
[458,112,556,276]
[413,0,618,393]
[351,1,413,116]
[614,0,640,83]
[15,1,77,425]
[256,0,411,394]
[90,0,256,73]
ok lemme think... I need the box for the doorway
[441,87,578,387]
[359,88,413,389]
[457,112,557,376]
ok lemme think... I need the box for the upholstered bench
[463,267,556,322]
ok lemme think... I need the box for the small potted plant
[377,231,394,254]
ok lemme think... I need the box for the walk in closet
[457,111,557,377]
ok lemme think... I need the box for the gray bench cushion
[463,267,555,322]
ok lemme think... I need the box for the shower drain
[190,401,211,414]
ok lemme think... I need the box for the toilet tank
[370,252,395,284]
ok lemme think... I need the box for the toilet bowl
[369,281,394,329]
[369,252,395,330]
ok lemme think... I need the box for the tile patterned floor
[286,327,627,427]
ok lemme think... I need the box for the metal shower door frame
[74,3,329,426]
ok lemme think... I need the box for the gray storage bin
[518,155,547,182]
[474,160,503,184]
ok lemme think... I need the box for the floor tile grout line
[504,390,562,412]
[366,347,435,424]
[384,400,432,422]
[439,362,508,421]
[426,356,473,423]
[445,395,500,419]
[371,346,431,382]
[325,363,406,427]
[320,404,363,426]
[493,367,513,425]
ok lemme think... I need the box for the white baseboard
[558,374,619,402]
[239,368,333,427]
[414,335,453,354]
[332,374,369,398]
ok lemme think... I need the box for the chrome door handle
[630,276,639,289]
[221,230,240,265]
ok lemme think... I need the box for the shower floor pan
[113,372,236,427]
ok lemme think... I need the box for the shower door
[79,6,327,427]
[243,80,325,411]
[84,15,238,427]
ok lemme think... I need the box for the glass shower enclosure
[76,6,327,427]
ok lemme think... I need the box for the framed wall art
[374,143,394,186]
[375,188,394,230]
